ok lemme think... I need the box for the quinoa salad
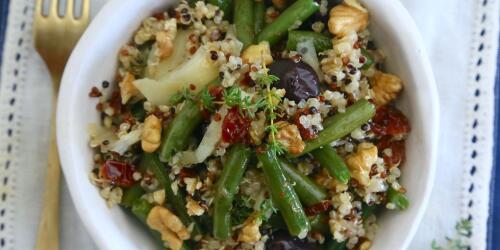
[87,0,411,249]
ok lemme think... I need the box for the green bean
[323,238,347,250]
[387,186,409,210]
[361,48,374,70]
[159,80,220,162]
[292,99,376,157]
[131,198,154,224]
[287,31,332,53]
[254,0,266,34]
[208,0,233,20]
[158,99,203,162]
[278,158,327,206]
[141,153,203,237]
[213,144,252,239]
[311,146,350,184]
[234,0,255,48]
[257,150,310,238]
[121,184,145,208]
[256,0,319,46]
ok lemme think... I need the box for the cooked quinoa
[87,0,411,249]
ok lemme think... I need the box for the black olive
[269,59,320,102]
[266,231,317,250]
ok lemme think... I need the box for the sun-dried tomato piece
[377,136,406,168]
[208,86,224,101]
[371,105,410,138]
[100,160,136,187]
[222,107,251,144]
[305,200,333,216]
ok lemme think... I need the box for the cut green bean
[287,30,332,52]
[208,0,233,20]
[292,99,376,157]
[234,0,255,48]
[141,153,203,237]
[159,99,203,162]
[361,48,374,70]
[256,0,319,46]
[121,184,145,208]
[387,186,409,210]
[213,144,252,239]
[278,158,327,206]
[257,150,310,238]
[254,0,266,34]
[311,146,350,184]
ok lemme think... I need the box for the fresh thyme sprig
[200,88,216,112]
[168,86,195,105]
[431,219,472,250]
[255,64,285,155]
[222,86,266,118]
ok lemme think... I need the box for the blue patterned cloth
[0,0,9,71]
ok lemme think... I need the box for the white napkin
[0,0,497,249]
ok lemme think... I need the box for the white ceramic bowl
[57,0,439,249]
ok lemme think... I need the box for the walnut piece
[186,197,205,216]
[241,41,274,65]
[328,0,368,37]
[119,72,138,104]
[155,18,177,60]
[238,214,263,243]
[345,142,378,186]
[270,122,305,154]
[370,71,403,106]
[141,115,162,153]
[147,206,190,250]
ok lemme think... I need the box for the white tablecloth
[0,0,497,249]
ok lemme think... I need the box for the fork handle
[35,95,60,250]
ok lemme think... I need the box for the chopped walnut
[119,72,138,104]
[186,197,205,216]
[141,115,162,153]
[155,18,177,60]
[271,122,305,154]
[370,71,403,106]
[241,41,274,65]
[238,214,263,243]
[147,206,190,250]
[328,0,368,37]
[250,112,267,145]
[345,142,378,186]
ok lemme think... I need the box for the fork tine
[49,0,59,17]
[81,0,90,21]
[35,0,43,17]
[65,0,74,18]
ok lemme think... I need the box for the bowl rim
[57,0,439,249]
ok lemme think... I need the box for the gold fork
[33,0,89,249]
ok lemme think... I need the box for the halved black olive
[269,59,320,102]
